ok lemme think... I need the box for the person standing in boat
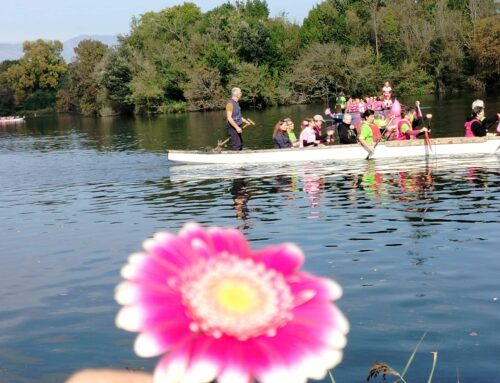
[382,81,392,100]
[225,87,251,150]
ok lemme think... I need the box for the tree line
[0,0,498,116]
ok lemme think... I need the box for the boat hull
[0,117,25,124]
[167,137,500,164]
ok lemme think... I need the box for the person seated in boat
[273,120,293,148]
[392,108,428,140]
[299,119,319,148]
[283,118,299,147]
[358,109,376,154]
[372,96,384,111]
[469,100,499,135]
[325,126,335,145]
[337,114,358,144]
[312,114,325,143]
[464,106,499,137]
[411,101,433,132]
[472,99,484,110]
[336,93,347,113]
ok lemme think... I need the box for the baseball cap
[313,114,325,122]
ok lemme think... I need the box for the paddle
[215,118,255,152]
[365,116,394,160]
[417,103,433,152]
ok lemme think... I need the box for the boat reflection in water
[230,178,252,229]
[167,155,499,227]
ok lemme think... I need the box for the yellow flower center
[214,278,259,314]
[180,254,294,340]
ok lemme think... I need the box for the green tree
[267,16,302,71]
[202,41,236,86]
[68,40,109,115]
[99,48,134,114]
[469,15,500,89]
[128,58,166,113]
[127,3,202,50]
[5,39,66,107]
[0,60,17,115]
[287,42,349,103]
[235,20,275,65]
[300,1,357,46]
[183,66,226,111]
[236,0,269,20]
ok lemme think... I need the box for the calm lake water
[1,94,499,383]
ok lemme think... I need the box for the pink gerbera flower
[115,223,349,383]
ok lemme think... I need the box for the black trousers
[227,125,243,150]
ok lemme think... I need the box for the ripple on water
[1,145,499,382]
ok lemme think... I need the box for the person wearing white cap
[472,99,484,110]
[469,99,499,133]
[312,114,325,143]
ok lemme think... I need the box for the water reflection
[230,178,252,229]
[2,145,499,382]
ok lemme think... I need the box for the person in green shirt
[284,118,299,147]
[359,109,375,154]
[336,93,347,113]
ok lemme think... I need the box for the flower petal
[179,223,214,252]
[120,253,177,284]
[114,281,177,306]
[289,273,343,303]
[217,339,252,383]
[134,328,193,358]
[252,244,304,275]
[116,302,187,332]
[144,232,196,269]
[154,342,191,383]
[182,335,222,383]
[208,227,251,258]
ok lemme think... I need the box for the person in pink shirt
[299,119,319,147]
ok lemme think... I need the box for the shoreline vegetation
[0,0,498,117]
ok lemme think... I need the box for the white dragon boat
[0,116,25,125]
[167,136,500,164]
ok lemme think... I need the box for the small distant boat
[0,116,25,125]
[167,136,500,164]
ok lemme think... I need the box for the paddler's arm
[358,135,373,154]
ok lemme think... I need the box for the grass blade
[328,370,336,383]
[427,351,438,383]
[401,331,428,379]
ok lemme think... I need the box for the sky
[0,0,319,43]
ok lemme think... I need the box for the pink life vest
[396,119,412,140]
[391,99,401,117]
[464,118,479,137]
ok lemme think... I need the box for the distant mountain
[0,35,119,62]
[0,43,23,62]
